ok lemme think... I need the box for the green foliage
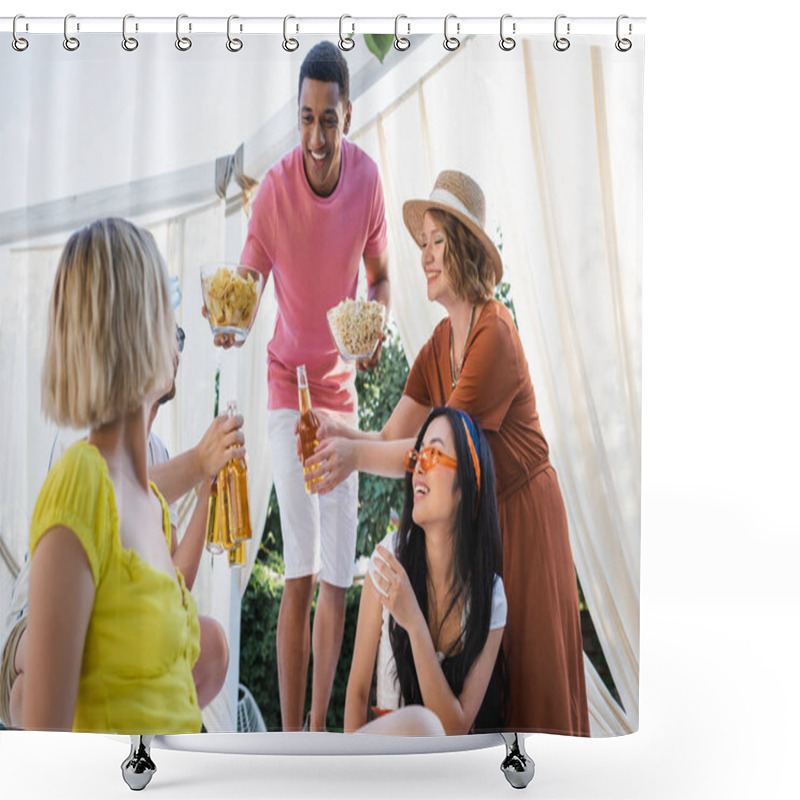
[239,563,364,732]
[257,485,284,568]
[492,225,518,329]
[354,325,410,556]
[363,33,394,64]
[494,280,518,329]
[213,364,220,418]
[238,563,284,729]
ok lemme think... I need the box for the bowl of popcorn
[201,265,265,344]
[327,298,386,362]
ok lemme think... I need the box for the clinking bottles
[297,365,321,493]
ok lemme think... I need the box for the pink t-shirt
[240,139,388,414]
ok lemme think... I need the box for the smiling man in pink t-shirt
[237,41,390,732]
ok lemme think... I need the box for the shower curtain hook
[283,15,299,52]
[122,14,139,51]
[226,15,243,52]
[553,14,570,52]
[444,14,460,51]
[175,14,192,51]
[394,15,410,51]
[499,14,516,51]
[615,15,633,51]
[63,13,80,51]
[339,15,355,51]
[12,15,29,52]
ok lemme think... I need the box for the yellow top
[29,440,202,734]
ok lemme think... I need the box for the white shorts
[268,408,359,588]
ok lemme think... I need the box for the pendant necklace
[450,304,476,389]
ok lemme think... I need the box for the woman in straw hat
[305,171,589,736]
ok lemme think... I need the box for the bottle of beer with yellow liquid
[297,365,321,493]
[225,400,252,542]
[205,476,223,555]
[218,460,237,549]
[228,540,246,568]
[204,402,252,557]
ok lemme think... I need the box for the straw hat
[402,170,503,284]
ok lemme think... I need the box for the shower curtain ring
[553,14,570,52]
[394,15,410,51]
[226,15,243,52]
[339,15,355,51]
[499,14,516,51]
[283,15,299,52]
[176,14,192,51]
[63,13,80,51]
[122,15,139,51]
[444,14,460,51]
[12,15,29,52]
[615,15,632,51]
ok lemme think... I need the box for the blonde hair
[427,209,496,303]
[42,218,176,428]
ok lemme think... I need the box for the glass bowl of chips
[201,264,265,344]
[327,298,386,362]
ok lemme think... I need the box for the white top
[371,530,507,711]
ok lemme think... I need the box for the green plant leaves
[363,33,394,64]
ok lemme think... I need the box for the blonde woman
[22,218,202,733]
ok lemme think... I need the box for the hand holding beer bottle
[205,400,252,557]
[297,365,322,493]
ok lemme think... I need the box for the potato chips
[202,268,260,330]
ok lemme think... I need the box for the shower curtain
[0,16,643,741]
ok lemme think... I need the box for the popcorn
[327,298,385,359]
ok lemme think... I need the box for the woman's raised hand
[371,545,425,635]
[195,412,245,477]
[294,410,345,462]
[303,437,356,494]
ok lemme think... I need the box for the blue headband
[454,409,481,493]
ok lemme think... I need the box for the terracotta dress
[404,300,589,735]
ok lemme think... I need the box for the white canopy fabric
[351,36,642,733]
[1,31,641,735]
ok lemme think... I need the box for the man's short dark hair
[298,41,350,104]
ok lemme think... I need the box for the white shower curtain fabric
[0,27,642,737]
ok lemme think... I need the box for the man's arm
[359,251,391,371]
[365,250,390,311]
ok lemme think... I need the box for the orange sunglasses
[404,446,458,474]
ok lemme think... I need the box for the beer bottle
[228,540,246,569]
[218,464,237,549]
[204,476,224,555]
[297,365,321,493]
[225,400,252,542]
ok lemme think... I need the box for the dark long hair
[388,407,507,729]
